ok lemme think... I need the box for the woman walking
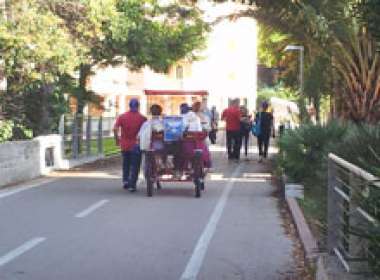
[254,101,274,162]
[240,106,251,158]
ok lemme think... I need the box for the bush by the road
[277,121,347,185]
[278,121,380,185]
[277,121,380,252]
[0,120,33,143]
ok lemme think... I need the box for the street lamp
[284,45,304,98]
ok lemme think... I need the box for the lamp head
[284,45,304,51]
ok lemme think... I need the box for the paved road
[0,149,296,280]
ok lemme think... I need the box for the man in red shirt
[113,99,147,192]
[222,98,242,160]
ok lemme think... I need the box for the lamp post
[284,45,304,98]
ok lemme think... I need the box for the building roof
[144,90,208,96]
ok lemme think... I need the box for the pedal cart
[144,123,209,198]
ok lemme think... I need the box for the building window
[176,65,184,80]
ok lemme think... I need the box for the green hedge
[278,121,380,184]
[277,121,380,274]
[0,120,33,143]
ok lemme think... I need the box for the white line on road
[0,178,57,200]
[75,199,109,218]
[180,165,242,280]
[0,237,46,267]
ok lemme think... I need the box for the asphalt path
[0,148,295,280]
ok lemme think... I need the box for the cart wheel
[156,181,162,190]
[145,151,155,197]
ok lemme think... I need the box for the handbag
[251,112,261,136]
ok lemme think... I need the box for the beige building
[89,1,258,116]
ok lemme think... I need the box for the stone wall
[0,134,104,188]
[0,140,41,187]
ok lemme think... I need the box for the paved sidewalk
[0,148,298,280]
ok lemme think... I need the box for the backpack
[251,112,261,136]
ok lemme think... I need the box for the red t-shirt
[114,111,147,151]
[222,106,241,131]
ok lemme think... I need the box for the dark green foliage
[277,122,380,274]
[354,0,380,42]
[277,122,380,188]
[219,0,380,122]
[1,0,208,138]
[335,124,380,276]
[278,121,347,184]
[277,121,348,243]
[0,121,14,142]
[335,124,380,177]
[23,81,69,136]
[0,120,33,142]
[304,56,332,123]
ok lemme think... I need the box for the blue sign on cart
[163,116,184,141]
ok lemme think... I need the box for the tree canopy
[221,0,380,123]
[354,0,380,42]
[0,0,208,137]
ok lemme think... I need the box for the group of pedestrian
[221,98,274,162]
[113,98,213,192]
[113,97,274,192]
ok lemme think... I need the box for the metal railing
[328,153,380,276]
[59,114,118,159]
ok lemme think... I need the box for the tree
[49,0,208,115]
[258,25,289,68]
[47,0,207,151]
[0,0,81,137]
[304,55,332,123]
[0,0,208,138]
[354,0,380,43]
[223,0,380,123]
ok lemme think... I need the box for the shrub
[277,121,348,238]
[278,122,380,274]
[0,120,33,143]
[0,120,13,143]
[335,124,380,177]
[277,121,348,184]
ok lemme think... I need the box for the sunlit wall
[188,2,258,112]
[154,1,258,113]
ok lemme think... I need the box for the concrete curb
[285,196,331,280]
[286,197,318,262]
[56,155,105,170]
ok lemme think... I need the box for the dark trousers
[122,148,142,188]
[209,129,217,144]
[240,130,250,156]
[257,134,270,158]
[226,130,241,159]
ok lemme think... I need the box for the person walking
[209,106,219,144]
[254,101,274,162]
[137,104,165,168]
[239,105,251,158]
[222,98,241,160]
[197,101,211,132]
[113,99,147,192]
